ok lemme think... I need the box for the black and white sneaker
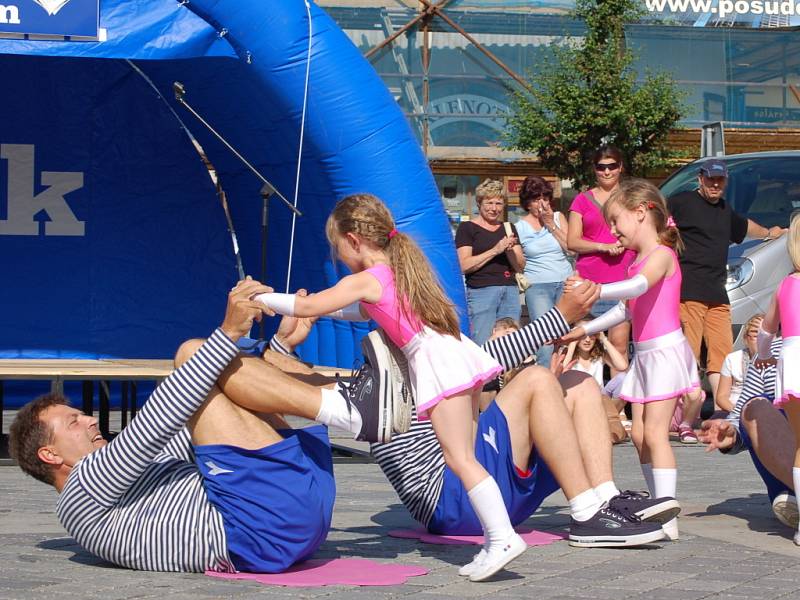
[569,506,666,548]
[367,330,412,435]
[608,490,681,524]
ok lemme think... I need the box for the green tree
[505,0,685,189]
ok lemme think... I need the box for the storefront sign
[0,0,99,38]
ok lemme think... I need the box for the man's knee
[559,370,598,397]
[175,338,207,368]
[741,396,775,427]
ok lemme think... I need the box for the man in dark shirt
[667,159,784,400]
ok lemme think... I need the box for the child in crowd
[562,319,630,444]
[563,317,629,387]
[479,318,531,411]
[755,211,800,546]
[716,313,764,413]
[563,178,702,541]
[256,194,524,581]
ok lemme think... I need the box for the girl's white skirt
[403,328,502,420]
[774,336,800,406]
[619,328,700,404]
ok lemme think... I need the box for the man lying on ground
[699,336,799,529]
[9,279,338,573]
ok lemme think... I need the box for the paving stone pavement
[2,438,800,599]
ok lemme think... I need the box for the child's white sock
[641,463,655,496]
[594,481,621,504]
[653,467,679,540]
[569,488,604,522]
[467,477,515,546]
[652,467,677,499]
[316,385,362,435]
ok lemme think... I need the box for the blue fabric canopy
[0,0,466,366]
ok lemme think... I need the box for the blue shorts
[427,401,559,535]
[196,425,335,573]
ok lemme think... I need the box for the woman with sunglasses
[566,145,636,377]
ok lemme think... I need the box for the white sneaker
[662,517,679,541]
[772,493,800,529]
[468,533,527,582]
[793,531,800,546]
[458,548,487,577]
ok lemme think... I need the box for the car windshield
[660,156,800,228]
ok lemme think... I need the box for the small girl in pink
[564,179,701,542]
[755,211,800,545]
[256,194,527,581]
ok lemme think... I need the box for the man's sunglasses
[595,162,620,172]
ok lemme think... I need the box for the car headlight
[726,257,754,291]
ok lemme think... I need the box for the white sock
[652,467,677,499]
[641,463,655,496]
[467,477,515,547]
[594,481,620,504]
[569,488,604,522]
[316,385,362,435]
[793,467,800,532]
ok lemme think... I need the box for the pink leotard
[628,246,682,343]
[777,275,800,338]
[359,264,423,348]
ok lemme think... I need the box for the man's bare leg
[177,339,323,424]
[559,371,614,488]
[743,397,796,490]
[494,366,594,500]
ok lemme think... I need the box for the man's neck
[698,188,721,205]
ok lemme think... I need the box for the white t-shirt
[572,358,604,387]
[720,349,752,406]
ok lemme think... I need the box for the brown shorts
[679,301,732,375]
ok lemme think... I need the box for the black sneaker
[367,330,412,435]
[608,490,681,524]
[568,506,666,548]
[336,358,390,443]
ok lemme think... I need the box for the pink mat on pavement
[205,558,428,587]
[388,526,566,546]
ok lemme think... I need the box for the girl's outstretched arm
[257,271,382,318]
[756,294,780,362]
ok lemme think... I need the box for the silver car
[659,151,798,348]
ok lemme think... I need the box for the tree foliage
[505,0,685,189]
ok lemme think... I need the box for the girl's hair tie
[647,201,656,209]
[666,216,676,228]
[387,228,398,240]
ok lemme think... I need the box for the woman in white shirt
[715,314,764,412]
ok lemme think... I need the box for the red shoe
[678,424,698,444]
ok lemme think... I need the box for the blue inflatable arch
[0,0,466,367]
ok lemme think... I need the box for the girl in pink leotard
[564,179,702,541]
[755,212,800,545]
[257,194,530,581]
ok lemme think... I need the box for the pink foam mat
[388,526,566,546]
[206,558,428,587]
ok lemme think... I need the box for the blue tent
[0,0,466,367]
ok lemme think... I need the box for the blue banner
[0,0,98,37]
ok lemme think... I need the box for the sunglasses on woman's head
[595,162,620,172]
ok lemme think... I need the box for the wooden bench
[0,359,174,453]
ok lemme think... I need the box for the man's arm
[746,219,785,241]
[75,280,272,506]
[482,280,600,372]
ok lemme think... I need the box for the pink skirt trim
[773,391,800,407]
[621,383,700,404]
[416,365,503,420]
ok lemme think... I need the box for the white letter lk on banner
[0,143,85,236]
